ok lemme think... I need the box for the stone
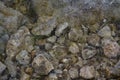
[80,66,96,79]
[114,60,120,69]
[47,36,57,43]
[69,67,78,79]
[87,34,100,46]
[55,22,68,37]
[49,44,67,60]
[32,17,56,36]
[82,48,97,59]
[46,73,58,80]
[102,39,120,58]
[98,26,112,38]
[20,72,30,80]
[45,43,53,50]
[0,61,6,74]
[69,42,79,54]
[32,54,54,75]
[68,27,83,42]
[5,58,17,77]
[6,26,33,59]
[16,50,31,65]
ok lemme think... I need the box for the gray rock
[5,58,17,77]
[87,34,100,46]
[32,17,56,36]
[68,27,84,42]
[69,42,79,54]
[47,36,57,43]
[102,39,120,58]
[46,73,58,80]
[45,43,53,50]
[55,22,68,37]
[32,54,54,75]
[16,50,31,65]
[82,48,97,59]
[98,26,112,38]
[80,66,96,79]
[69,67,78,79]
[0,62,6,74]
[6,26,33,59]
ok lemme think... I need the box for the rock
[80,66,96,79]
[87,34,100,46]
[98,26,112,38]
[46,73,58,80]
[68,27,83,42]
[49,44,67,60]
[0,61,6,74]
[6,26,33,59]
[82,48,97,59]
[55,22,68,37]
[45,43,53,50]
[16,50,31,65]
[5,58,17,77]
[69,42,79,54]
[89,23,99,33]
[32,17,56,36]
[115,60,120,69]
[47,36,57,43]
[32,54,54,75]
[69,67,78,79]
[20,72,30,80]
[102,39,120,58]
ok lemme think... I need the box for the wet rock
[0,61,6,74]
[32,54,54,75]
[80,66,96,79]
[82,48,97,59]
[69,67,79,79]
[32,17,56,36]
[102,39,120,58]
[55,22,68,37]
[69,42,79,54]
[98,26,112,38]
[6,26,33,59]
[16,50,31,65]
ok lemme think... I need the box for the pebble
[69,42,79,54]
[32,54,54,75]
[80,66,96,79]
[69,67,79,79]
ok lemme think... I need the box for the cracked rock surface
[0,0,120,80]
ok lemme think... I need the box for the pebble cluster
[0,0,120,80]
